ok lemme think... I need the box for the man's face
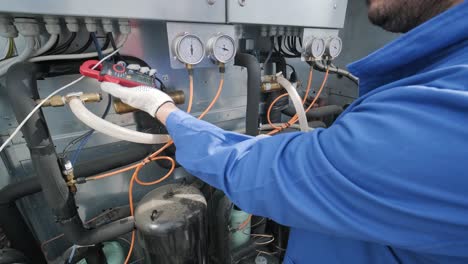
[366,0,462,33]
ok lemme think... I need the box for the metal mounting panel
[227,0,348,28]
[166,22,236,69]
[0,0,225,23]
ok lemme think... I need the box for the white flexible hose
[276,74,309,132]
[32,34,58,56]
[68,98,171,144]
[29,34,128,63]
[0,36,35,76]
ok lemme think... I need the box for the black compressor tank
[134,183,208,264]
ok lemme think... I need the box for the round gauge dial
[173,34,205,65]
[326,37,343,59]
[208,34,236,63]
[308,38,326,59]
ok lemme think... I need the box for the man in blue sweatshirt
[102,0,468,262]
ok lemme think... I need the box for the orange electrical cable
[134,156,176,185]
[186,73,194,113]
[198,74,224,120]
[87,164,141,181]
[266,93,288,130]
[302,67,314,104]
[124,165,141,264]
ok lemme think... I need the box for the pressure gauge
[207,34,236,64]
[305,37,326,59]
[172,34,205,65]
[326,36,343,59]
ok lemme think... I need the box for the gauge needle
[217,46,229,52]
[190,44,194,56]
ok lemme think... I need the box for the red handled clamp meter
[80,60,157,88]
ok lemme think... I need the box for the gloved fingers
[100,82,134,99]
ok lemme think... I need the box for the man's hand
[101,82,178,124]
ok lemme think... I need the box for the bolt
[238,0,246,6]
[207,0,216,5]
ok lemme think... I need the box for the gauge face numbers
[326,37,343,59]
[308,38,326,59]
[209,34,236,63]
[174,34,205,65]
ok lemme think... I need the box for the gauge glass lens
[310,38,325,58]
[328,37,342,58]
[176,35,205,65]
[212,35,236,63]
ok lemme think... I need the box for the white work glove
[101,82,174,116]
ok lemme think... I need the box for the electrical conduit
[0,36,35,76]
[29,34,128,62]
[32,34,59,56]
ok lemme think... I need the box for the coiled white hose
[276,74,309,132]
[68,97,171,145]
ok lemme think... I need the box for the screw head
[207,0,216,5]
[238,0,246,6]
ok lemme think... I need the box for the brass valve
[37,93,102,107]
[61,160,77,194]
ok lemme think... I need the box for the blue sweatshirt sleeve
[166,85,468,256]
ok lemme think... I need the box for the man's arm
[164,86,468,256]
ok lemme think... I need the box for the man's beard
[366,0,457,33]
